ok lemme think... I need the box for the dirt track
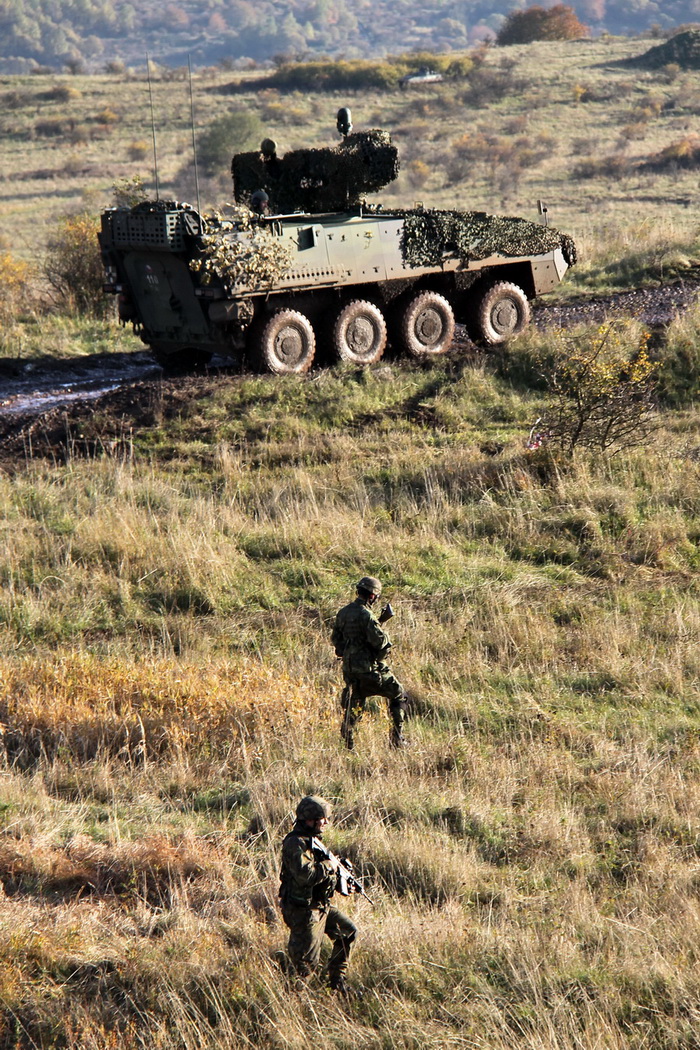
[0,277,697,467]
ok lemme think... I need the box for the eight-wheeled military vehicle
[99,109,576,373]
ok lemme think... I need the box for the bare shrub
[645,135,700,172]
[62,154,86,175]
[571,135,599,155]
[127,139,149,161]
[35,117,69,137]
[41,83,81,103]
[459,60,527,107]
[535,322,659,455]
[572,153,633,179]
[447,129,554,189]
[95,106,119,125]
[68,124,89,145]
[618,121,648,143]
[3,89,31,109]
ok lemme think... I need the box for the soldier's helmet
[296,795,332,823]
[250,189,270,214]
[357,576,382,597]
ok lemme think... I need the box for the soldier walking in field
[278,795,359,995]
[331,576,408,750]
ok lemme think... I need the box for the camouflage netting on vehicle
[397,209,577,268]
[189,206,293,291]
[232,130,400,214]
[627,29,700,70]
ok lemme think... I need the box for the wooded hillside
[1,0,699,72]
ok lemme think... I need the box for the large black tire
[252,309,316,374]
[397,291,455,357]
[471,281,531,346]
[332,300,387,365]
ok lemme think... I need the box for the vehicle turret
[99,110,576,374]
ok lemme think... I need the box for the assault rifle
[378,602,394,624]
[311,837,375,906]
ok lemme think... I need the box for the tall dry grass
[1,350,700,1044]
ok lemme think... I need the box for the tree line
[1,0,698,72]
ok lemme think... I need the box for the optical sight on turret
[99,108,576,373]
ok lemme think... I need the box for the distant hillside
[1,0,699,72]
[626,26,700,68]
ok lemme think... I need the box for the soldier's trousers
[281,902,357,980]
[341,667,407,738]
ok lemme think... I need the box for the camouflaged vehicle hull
[99,200,574,374]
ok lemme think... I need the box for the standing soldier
[331,576,408,750]
[278,795,358,995]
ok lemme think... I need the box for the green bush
[198,110,264,175]
[265,52,473,93]
[43,213,109,317]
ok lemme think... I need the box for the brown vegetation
[497,4,590,45]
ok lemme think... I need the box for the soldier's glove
[315,853,338,875]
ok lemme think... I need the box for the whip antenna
[188,54,202,216]
[146,52,160,199]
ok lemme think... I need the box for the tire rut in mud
[1,277,698,467]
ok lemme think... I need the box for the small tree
[534,323,658,455]
[198,110,264,175]
[497,5,590,45]
[44,213,108,316]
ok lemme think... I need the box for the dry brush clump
[0,654,321,767]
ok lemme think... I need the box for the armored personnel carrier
[99,109,576,373]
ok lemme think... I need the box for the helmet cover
[357,576,382,597]
[296,795,332,822]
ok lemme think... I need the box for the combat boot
[389,725,408,749]
[329,974,361,999]
[340,719,355,750]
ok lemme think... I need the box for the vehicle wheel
[332,300,387,365]
[472,281,531,346]
[397,291,455,357]
[252,309,316,374]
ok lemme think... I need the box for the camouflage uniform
[331,590,407,748]
[279,818,356,984]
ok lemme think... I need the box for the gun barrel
[312,837,375,906]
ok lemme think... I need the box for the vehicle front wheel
[471,281,531,346]
[252,309,316,374]
[397,291,455,357]
[332,300,387,365]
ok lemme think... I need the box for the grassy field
[1,337,700,1045]
[1,35,700,281]
[1,32,700,1050]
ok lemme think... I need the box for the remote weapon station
[100,107,576,373]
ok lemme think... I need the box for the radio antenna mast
[188,54,202,216]
[146,52,160,199]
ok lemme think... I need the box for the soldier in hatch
[278,795,358,994]
[331,576,408,750]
